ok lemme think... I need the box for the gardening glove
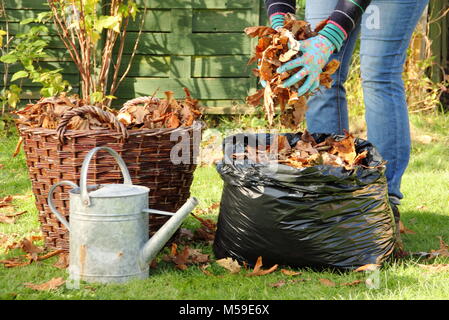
[277,23,346,96]
[270,13,286,30]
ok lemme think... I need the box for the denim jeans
[305,0,429,203]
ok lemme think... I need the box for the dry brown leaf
[244,26,277,38]
[216,257,241,274]
[281,269,302,276]
[430,237,449,258]
[53,253,69,269]
[200,264,214,276]
[329,131,357,165]
[0,195,13,208]
[0,210,27,224]
[319,278,336,287]
[246,256,278,277]
[188,248,210,264]
[21,238,44,260]
[269,280,287,288]
[0,256,32,268]
[354,264,380,272]
[12,136,23,158]
[418,264,449,272]
[0,216,15,224]
[341,280,363,287]
[399,221,416,235]
[24,277,65,291]
[37,249,64,262]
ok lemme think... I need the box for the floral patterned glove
[277,34,336,96]
[270,13,286,30]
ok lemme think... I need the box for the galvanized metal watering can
[48,146,198,283]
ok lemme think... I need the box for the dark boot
[390,202,406,255]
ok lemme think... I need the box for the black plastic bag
[213,132,395,270]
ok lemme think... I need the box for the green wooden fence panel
[109,0,265,113]
[1,0,81,101]
[1,0,271,113]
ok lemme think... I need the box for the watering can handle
[80,147,132,207]
[48,180,79,232]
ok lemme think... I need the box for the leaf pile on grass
[13,89,201,131]
[245,14,340,127]
[232,130,372,170]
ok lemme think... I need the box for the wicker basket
[18,102,201,252]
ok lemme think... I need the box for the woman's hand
[277,35,335,96]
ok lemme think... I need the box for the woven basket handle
[57,105,129,144]
[120,96,160,113]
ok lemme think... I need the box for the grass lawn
[0,114,448,300]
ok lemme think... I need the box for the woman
[265,0,430,248]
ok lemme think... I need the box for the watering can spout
[139,197,199,269]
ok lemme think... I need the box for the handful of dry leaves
[233,131,370,171]
[245,14,340,128]
[13,89,202,131]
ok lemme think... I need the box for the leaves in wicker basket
[13,89,201,131]
[245,14,340,127]
[14,94,82,129]
[117,88,202,129]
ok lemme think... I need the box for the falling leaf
[216,257,241,274]
[319,278,336,287]
[24,277,65,291]
[354,264,380,272]
[246,256,278,277]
